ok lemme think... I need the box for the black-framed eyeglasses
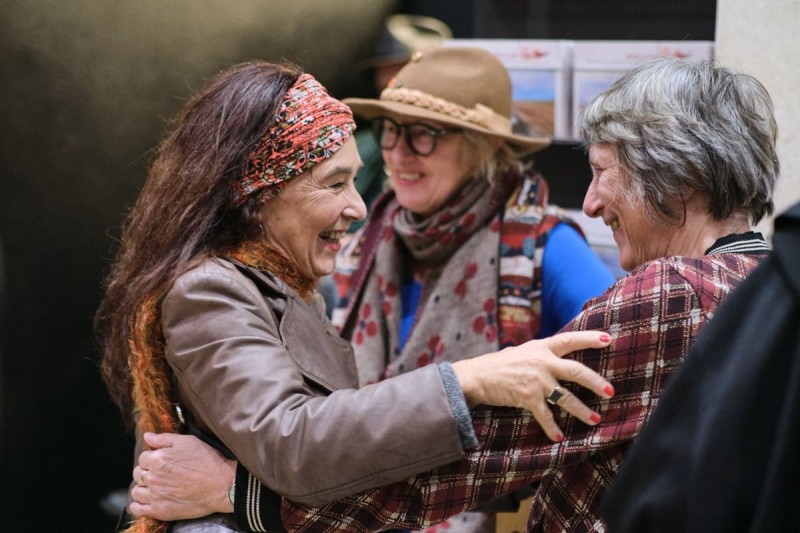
[371,116,464,156]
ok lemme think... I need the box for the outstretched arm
[279,262,707,531]
[452,331,614,442]
[129,331,613,528]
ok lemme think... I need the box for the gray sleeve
[438,362,478,449]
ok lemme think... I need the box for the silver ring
[140,469,149,487]
[546,386,565,406]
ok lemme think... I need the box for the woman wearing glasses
[335,46,614,361]
[332,46,615,531]
[337,46,616,419]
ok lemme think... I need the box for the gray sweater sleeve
[438,362,478,449]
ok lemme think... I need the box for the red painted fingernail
[556,433,564,442]
[604,385,615,397]
[600,334,611,342]
[590,413,601,423]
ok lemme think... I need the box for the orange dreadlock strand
[122,292,179,533]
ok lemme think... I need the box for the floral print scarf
[351,173,516,386]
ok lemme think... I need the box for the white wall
[716,0,800,236]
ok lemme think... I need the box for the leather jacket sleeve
[161,259,466,507]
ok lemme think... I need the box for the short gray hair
[580,58,778,225]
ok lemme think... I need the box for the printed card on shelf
[446,39,573,141]
[571,41,714,138]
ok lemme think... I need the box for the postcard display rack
[571,40,715,139]
[447,39,714,141]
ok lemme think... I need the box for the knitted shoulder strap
[497,173,583,347]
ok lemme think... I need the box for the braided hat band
[343,47,550,154]
[234,73,356,206]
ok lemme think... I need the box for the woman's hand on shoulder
[452,331,614,442]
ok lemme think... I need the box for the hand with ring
[546,386,566,406]
[452,330,615,442]
[129,432,236,521]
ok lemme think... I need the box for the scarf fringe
[119,517,169,533]
[228,240,316,300]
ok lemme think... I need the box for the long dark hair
[96,61,302,426]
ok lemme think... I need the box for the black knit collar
[705,231,770,255]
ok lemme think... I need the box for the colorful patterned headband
[234,73,355,206]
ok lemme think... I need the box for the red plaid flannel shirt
[276,253,762,532]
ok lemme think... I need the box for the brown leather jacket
[161,258,465,506]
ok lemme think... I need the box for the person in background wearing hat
[100,59,617,533]
[334,46,616,532]
[130,57,777,533]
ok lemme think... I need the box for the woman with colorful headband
[97,60,616,533]
[128,57,779,532]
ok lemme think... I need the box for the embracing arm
[131,259,738,531]
[131,330,614,529]
[278,261,712,531]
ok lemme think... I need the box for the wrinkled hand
[129,432,235,521]
[452,331,614,442]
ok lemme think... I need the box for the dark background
[0,0,714,530]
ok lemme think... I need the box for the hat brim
[343,97,551,154]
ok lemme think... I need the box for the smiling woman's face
[380,114,477,216]
[259,137,366,280]
[583,143,678,271]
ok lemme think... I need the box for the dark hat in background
[357,14,453,72]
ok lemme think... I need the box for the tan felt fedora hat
[344,47,550,153]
